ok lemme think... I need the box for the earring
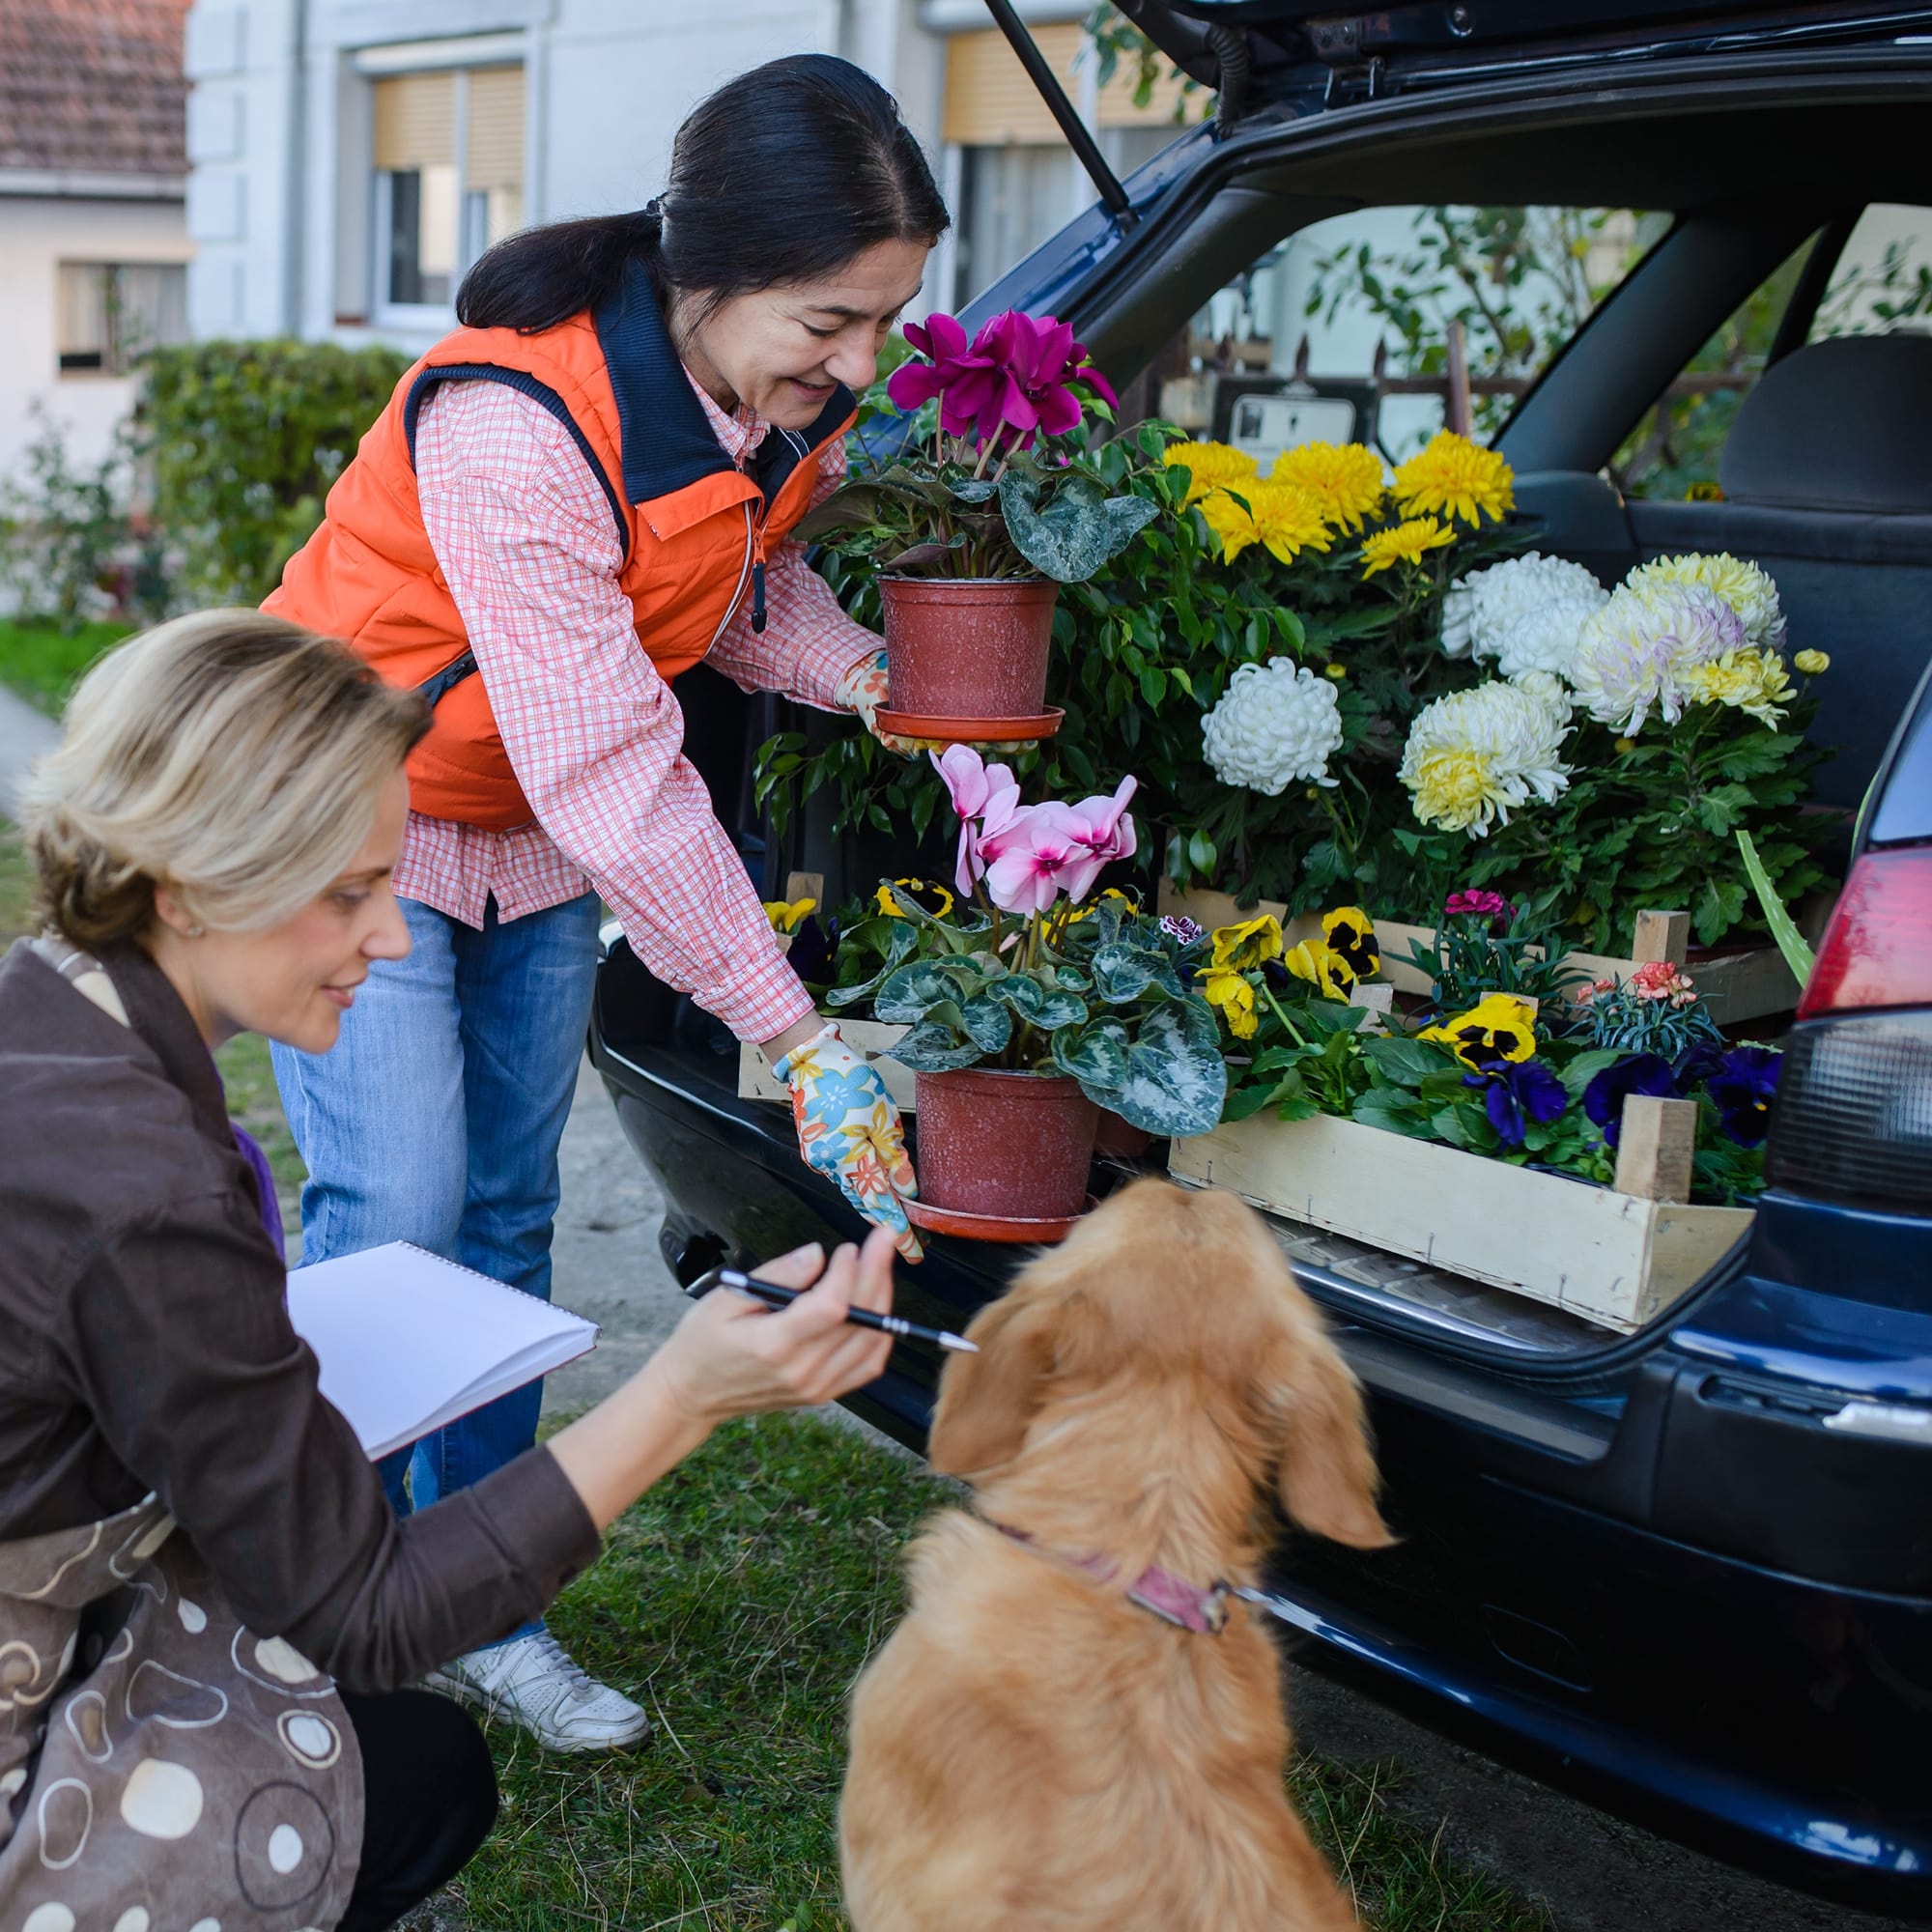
[185,923,205,938]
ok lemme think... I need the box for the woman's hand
[548,1230,897,1530]
[650,1231,897,1430]
[777,1022,923,1262]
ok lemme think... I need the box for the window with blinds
[372,62,524,311]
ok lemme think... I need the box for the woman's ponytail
[453,55,947,334]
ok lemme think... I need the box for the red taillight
[1798,847,1932,1018]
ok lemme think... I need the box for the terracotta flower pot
[880,577,1059,721]
[1094,1109,1153,1160]
[913,1065,1098,1221]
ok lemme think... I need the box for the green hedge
[140,339,412,606]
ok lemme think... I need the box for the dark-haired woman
[264,52,948,1749]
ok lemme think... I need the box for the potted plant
[796,311,1158,737]
[824,749,1226,1236]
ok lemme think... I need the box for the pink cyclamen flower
[979,804,1086,917]
[1052,775,1139,901]
[931,747,1022,897]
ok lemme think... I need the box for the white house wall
[188,0,951,354]
[0,196,192,479]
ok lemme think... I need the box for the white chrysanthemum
[1202,660,1344,795]
[1567,582,1747,734]
[1399,680,1572,838]
[1439,552,1607,676]
[1509,668,1574,721]
[1627,552,1786,651]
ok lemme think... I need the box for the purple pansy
[1464,1055,1568,1149]
[1706,1044,1781,1147]
[1582,1053,1677,1148]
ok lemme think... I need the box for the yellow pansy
[1359,516,1457,577]
[1284,938,1358,1000]
[1418,993,1538,1069]
[1321,906,1379,980]
[762,896,817,934]
[1203,969,1259,1039]
[1209,915,1284,973]
[874,878,955,920]
[1392,431,1515,528]
[1162,440,1259,506]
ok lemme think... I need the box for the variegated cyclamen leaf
[1090,943,1159,1004]
[959,991,1014,1054]
[887,1022,986,1073]
[1104,1001,1229,1137]
[874,960,971,1025]
[1051,1021,1129,1090]
[1034,991,1089,1030]
[998,471,1153,583]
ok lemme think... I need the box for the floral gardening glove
[775,1019,923,1262]
[833,648,1033,758]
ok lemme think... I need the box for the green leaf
[1557,1048,1624,1099]
[1364,1036,1453,1086]
[1736,827,1815,985]
[873,960,971,1024]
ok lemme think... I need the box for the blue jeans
[273,891,601,1644]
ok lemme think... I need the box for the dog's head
[928,1178,1392,1551]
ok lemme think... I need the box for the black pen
[698,1266,979,1353]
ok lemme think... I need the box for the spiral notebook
[286,1242,600,1460]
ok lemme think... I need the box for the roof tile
[0,0,189,179]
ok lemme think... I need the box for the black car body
[591,4,1932,1913]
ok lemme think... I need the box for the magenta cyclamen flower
[1053,776,1138,901]
[886,309,1117,448]
[979,805,1083,916]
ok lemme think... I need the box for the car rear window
[1151,203,1659,468]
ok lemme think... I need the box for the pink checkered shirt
[407,373,879,1043]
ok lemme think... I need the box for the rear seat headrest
[1721,333,1932,514]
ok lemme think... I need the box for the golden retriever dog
[839,1177,1393,1932]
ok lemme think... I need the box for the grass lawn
[0,616,133,716]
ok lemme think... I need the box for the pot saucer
[874,705,1065,746]
[902,1192,1095,1245]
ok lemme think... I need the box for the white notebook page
[286,1242,599,1460]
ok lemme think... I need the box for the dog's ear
[927,1285,1076,1479]
[1260,1308,1395,1550]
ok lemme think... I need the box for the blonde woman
[0,610,896,1931]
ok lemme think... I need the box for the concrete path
[0,683,57,814]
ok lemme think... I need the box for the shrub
[0,410,131,633]
[139,339,410,605]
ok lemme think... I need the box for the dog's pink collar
[990,1521,1232,1634]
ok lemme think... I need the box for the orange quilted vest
[265,258,856,831]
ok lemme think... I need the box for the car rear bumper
[588,978,1932,1916]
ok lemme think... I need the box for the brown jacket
[0,936,601,1686]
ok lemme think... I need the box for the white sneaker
[425,1631,652,1752]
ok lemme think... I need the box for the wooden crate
[737,1018,916,1111]
[1156,884,1798,1027]
[1168,1110,1751,1332]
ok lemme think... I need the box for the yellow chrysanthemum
[1321,906,1379,980]
[1162,440,1259,506]
[1203,969,1259,1039]
[1209,915,1284,973]
[1359,516,1458,578]
[1795,648,1831,674]
[1680,647,1794,728]
[1284,937,1358,1000]
[1268,440,1386,531]
[761,895,817,933]
[1392,430,1515,528]
[1200,480,1336,566]
[1419,993,1538,1069]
